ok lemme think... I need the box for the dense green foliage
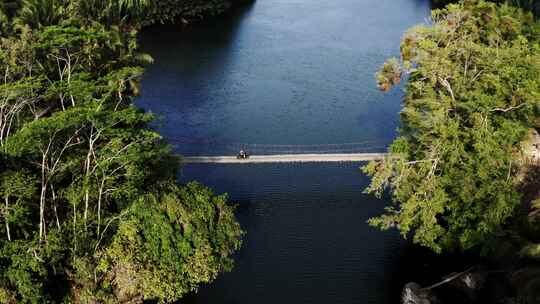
[432,0,540,15]
[0,1,243,303]
[367,0,540,253]
[142,0,252,24]
[2,0,253,26]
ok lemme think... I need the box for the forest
[0,0,246,303]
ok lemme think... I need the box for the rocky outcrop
[517,129,540,220]
[402,282,438,304]
[519,129,540,167]
[511,268,540,304]
[445,269,486,301]
[401,267,490,304]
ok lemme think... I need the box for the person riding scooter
[237,150,249,159]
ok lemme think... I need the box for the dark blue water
[136,1,432,303]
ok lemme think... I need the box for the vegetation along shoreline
[0,0,253,302]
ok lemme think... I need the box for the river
[136,1,433,303]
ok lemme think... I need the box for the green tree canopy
[0,1,244,303]
[367,0,540,253]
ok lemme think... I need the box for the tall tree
[366,0,540,253]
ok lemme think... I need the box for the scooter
[237,151,250,159]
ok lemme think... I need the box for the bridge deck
[182,153,386,164]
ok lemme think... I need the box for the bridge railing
[166,138,389,156]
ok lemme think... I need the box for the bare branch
[490,103,527,113]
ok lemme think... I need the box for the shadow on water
[137,3,254,113]
[141,4,254,76]
[177,163,409,304]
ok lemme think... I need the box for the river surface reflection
[137,1,432,303]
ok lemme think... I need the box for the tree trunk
[39,157,47,243]
[4,196,10,241]
[97,178,105,235]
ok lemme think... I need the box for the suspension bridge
[169,140,390,164]
[182,153,387,164]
